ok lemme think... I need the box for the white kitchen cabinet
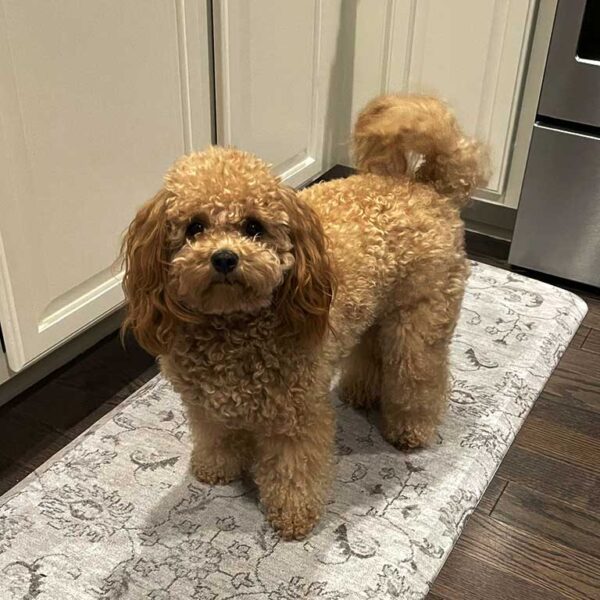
[0,0,212,371]
[213,0,343,187]
[339,0,536,202]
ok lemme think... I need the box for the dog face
[122,147,335,355]
[164,157,296,317]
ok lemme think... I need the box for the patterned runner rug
[0,261,587,599]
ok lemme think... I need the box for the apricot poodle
[122,94,488,539]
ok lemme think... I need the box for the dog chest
[163,333,310,430]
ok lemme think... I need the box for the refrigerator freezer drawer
[509,123,600,286]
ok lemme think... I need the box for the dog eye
[185,220,205,238]
[244,218,264,238]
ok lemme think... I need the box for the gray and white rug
[0,262,587,600]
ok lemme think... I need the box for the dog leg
[254,402,334,540]
[187,409,252,484]
[378,263,465,448]
[339,325,381,409]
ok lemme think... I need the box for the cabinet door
[341,0,536,199]
[0,0,212,371]
[213,0,341,187]
[399,0,536,195]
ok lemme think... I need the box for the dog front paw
[383,423,436,450]
[190,454,242,486]
[267,504,321,540]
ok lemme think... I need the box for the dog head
[122,147,335,355]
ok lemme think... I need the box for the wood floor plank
[531,395,600,438]
[492,483,600,559]
[544,345,600,405]
[544,344,600,412]
[571,325,591,349]
[582,328,600,354]
[580,296,600,331]
[0,412,72,470]
[61,367,158,440]
[55,332,154,399]
[544,371,600,414]
[497,445,599,512]
[476,476,508,515]
[515,397,600,475]
[456,512,600,600]
[430,547,567,600]
[541,320,599,414]
[0,454,32,497]
[517,416,600,475]
[9,379,122,435]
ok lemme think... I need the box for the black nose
[211,249,239,274]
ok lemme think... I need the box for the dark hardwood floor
[0,233,598,599]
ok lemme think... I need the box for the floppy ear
[121,188,179,356]
[276,188,336,347]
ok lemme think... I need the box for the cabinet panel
[0,0,212,370]
[408,0,534,193]
[332,0,396,165]
[342,0,535,198]
[214,0,342,186]
[400,0,535,194]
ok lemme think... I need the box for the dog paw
[267,504,321,541]
[190,457,242,486]
[383,424,435,450]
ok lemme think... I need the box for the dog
[122,94,488,539]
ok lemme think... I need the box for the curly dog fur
[122,94,488,539]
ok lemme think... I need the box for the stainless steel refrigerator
[510,0,600,287]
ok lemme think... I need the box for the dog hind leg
[377,261,465,449]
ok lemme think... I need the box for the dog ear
[276,187,336,347]
[121,188,178,356]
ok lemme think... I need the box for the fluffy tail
[353,94,489,207]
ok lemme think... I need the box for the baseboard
[465,230,510,261]
[0,309,124,407]
[463,199,516,241]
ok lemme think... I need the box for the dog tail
[352,94,489,207]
